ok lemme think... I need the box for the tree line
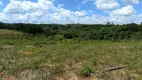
[0,22,142,40]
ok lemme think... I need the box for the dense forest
[0,22,142,40]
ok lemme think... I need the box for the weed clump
[53,63,66,74]
[92,58,97,65]
[79,64,95,77]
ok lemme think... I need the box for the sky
[0,0,142,24]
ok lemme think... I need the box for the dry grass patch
[0,29,22,35]
[18,48,46,55]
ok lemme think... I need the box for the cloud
[123,0,139,4]
[3,0,55,14]
[111,5,136,16]
[95,0,120,10]
[74,11,87,17]
[2,0,89,23]
[3,1,23,14]
[0,1,3,6]
[58,4,64,8]
[0,0,142,24]
[0,13,5,20]
[37,0,55,10]
[81,0,95,4]
[21,1,38,11]
[0,13,10,22]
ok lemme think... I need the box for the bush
[64,32,78,39]
[44,28,56,37]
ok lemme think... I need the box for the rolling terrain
[0,29,142,80]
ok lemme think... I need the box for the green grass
[0,29,142,80]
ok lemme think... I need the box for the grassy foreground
[0,29,142,80]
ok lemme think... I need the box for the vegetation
[0,22,142,80]
[0,22,142,40]
[79,63,95,77]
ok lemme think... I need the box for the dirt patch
[16,70,55,80]
[0,45,14,50]
[39,63,55,69]
[99,69,139,80]
[2,70,97,80]
[17,70,39,80]
[71,62,82,69]
[56,72,78,80]
[3,76,18,80]
[56,71,97,80]
[70,60,87,70]
[18,50,34,55]
[18,48,45,55]
[25,45,34,48]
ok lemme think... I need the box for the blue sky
[0,0,142,24]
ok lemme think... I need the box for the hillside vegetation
[0,23,142,80]
[0,22,142,40]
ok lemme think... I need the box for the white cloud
[58,4,64,8]
[0,13,5,20]
[95,0,120,10]
[21,1,38,11]
[2,0,87,23]
[57,8,72,18]
[38,0,55,10]
[1,0,141,24]
[3,0,55,14]
[10,14,28,22]
[74,11,87,17]
[123,0,139,4]
[0,1,3,6]
[81,0,95,4]
[111,5,136,16]
[0,13,10,22]
[3,1,23,14]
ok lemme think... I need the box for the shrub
[44,29,56,37]
[64,32,78,39]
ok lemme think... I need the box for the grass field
[0,29,142,80]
